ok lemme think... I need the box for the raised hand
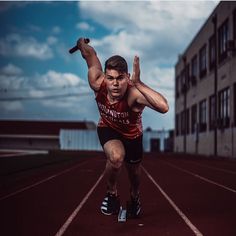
[131,56,141,85]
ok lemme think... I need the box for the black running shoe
[126,194,141,218]
[101,192,120,215]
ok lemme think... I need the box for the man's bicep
[136,93,155,109]
[128,88,146,112]
[88,67,104,91]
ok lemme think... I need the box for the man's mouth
[112,89,120,93]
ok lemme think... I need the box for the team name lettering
[97,102,130,124]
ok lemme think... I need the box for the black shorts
[97,127,143,164]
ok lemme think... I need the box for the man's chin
[111,93,122,99]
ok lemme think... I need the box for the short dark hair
[104,55,128,74]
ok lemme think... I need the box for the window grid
[218,87,230,128]
[199,44,207,78]
[199,99,207,132]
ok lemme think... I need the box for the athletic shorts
[97,126,143,164]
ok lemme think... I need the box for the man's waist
[98,118,143,139]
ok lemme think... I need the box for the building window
[209,35,216,71]
[180,69,186,94]
[234,9,236,40]
[234,83,236,126]
[176,75,180,98]
[186,108,190,135]
[186,63,190,89]
[199,99,207,132]
[191,104,197,134]
[179,109,190,135]
[175,114,179,136]
[199,44,207,78]
[209,95,216,130]
[191,55,197,86]
[218,18,229,63]
[181,110,185,135]
[218,87,230,128]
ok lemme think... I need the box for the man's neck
[107,93,121,104]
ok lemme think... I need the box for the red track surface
[0,151,236,236]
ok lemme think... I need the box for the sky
[0,1,220,130]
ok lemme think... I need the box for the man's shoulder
[127,84,139,97]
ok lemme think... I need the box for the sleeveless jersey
[95,81,143,139]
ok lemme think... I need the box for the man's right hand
[77,38,90,50]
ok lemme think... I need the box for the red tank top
[95,81,143,139]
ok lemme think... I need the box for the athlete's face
[105,69,129,101]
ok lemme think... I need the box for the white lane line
[0,150,48,158]
[54,172,104,236]
[0,153,35,158]
[142,166,203,236]
[161,161,236,194]
[0,160,90,201]
[183,161,236,175]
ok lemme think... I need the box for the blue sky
[0,1,219,130]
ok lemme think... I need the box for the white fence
[60,129,170,152]
[60,130,102,151]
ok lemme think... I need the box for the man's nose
[113,79,119,85]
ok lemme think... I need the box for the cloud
[76,22,94,31]
[0,64,27,90]
[52,26,61,34]
[0,34,54,60]
[0,100,24,112]
[0,2,29,12]
[0,67,96,122]
[0,63,23,76]
[0,65,88,91]
[79,1,219,65]
[33,70,87,89]
[79,1,218,31]
[47,36,58,45]
[27,24,42,32]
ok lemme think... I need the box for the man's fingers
[133,55,140,73]
[77,38,90,46]
[69,38,90,54]
[133,55,139,64]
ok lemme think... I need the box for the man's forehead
[105,69,127,76]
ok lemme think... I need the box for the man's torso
[95,81,143,139]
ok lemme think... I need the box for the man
[76,38,169,218]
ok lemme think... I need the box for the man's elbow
[160,103,169,114]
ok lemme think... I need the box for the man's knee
[109,150,124,169]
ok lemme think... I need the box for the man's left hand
[131,56,141,86]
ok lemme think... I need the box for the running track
[0,151,236,236]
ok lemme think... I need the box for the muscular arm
[77,38,104,92]
[130,56,169,113]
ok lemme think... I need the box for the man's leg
[125,162,141,198]
[100,139,125,215]
[103,139,125,195]
[125,162,142,217]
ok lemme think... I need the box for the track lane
[62,164,196,236]
[1,152,236,236]
[143,155,236,236]
[160,158,236,192]
[0,152,100,199]
[0,155,105,236]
